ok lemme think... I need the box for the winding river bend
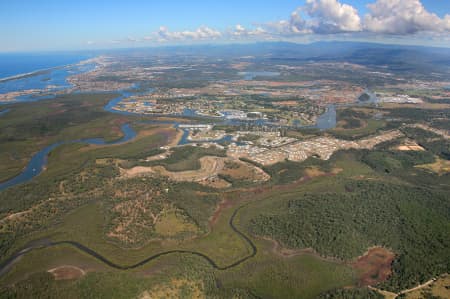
[0,88,337,191]
[0,203,256,277]
[0,124,136,192]
[0,108,10,116]
[0,81,338,280]
[0,92,234,192]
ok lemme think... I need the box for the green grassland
[216,240,354,299]
[244,150,450,292]
[0,126,169,217]
[330,107,387,139]
[0,93,124,182]
[0,245,354,299]
[247,181,450,289]
[0,188,356,299]
[330,118,386,139]
[0,95,449,298]
[1,140,449,297]
[0,142,361,298]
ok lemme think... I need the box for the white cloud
[263,0,449,36]
[304,0,362,32]
[108,0,450,46]
[154,26,222,42]
[260,11,311,35]
[262,20,295,35]
[287,9,313,34]
[231,24,268,37]
[127,36,141,42]
[235,24,246,34]
[364,0,450,34]
[261,0,361,35]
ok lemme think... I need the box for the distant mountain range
[102,41,450,75]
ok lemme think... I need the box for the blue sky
[1,0,449,52]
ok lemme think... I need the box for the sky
[1,0,450,52]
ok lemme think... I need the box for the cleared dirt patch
[48,265,85,280]
[122,156,226,182]
[209,198,235,227]
[139,279,205,299]
[198,176,231,189]
[396,144,425,151]
[145,150,172,161]
[351,247,395,286]
[404,274,450,299]
[416,157,450,175]
[273,100,298,106]
[303,166,338,178]
[264,237,318,258]
[219,160,270,183]
[121,165,157,177]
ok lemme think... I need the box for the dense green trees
[386,108,450,128]
[317,287,383,299]
[249,180,450,291]
[362,149,435,173]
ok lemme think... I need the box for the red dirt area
[209,198,234,227]
[48,265,86,280]
[351,247,395,286]
[208,172,338,226]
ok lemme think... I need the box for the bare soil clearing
[48,265,85,280]
[416,157,450,175]
[265,237,319,259]
[351,247,395,286]
[122,156,269,188]
[139,279,205,299]
[122,156,226,182]
[219,160,270,183]
[403,274,449,298]
[396,145,425,151]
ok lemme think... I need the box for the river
[1,88,337,191]
[1,75,338,192]
[0,108,10,117]
[0,124,136,192]
[314,104,337,130]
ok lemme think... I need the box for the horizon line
[1,39,450,54]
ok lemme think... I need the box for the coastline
[0,56,100,103]
[0,69,53,83]
[0,56,96,83]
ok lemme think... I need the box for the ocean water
[0,63,96,95]
[0,53,96,102]
[0,53,92,79]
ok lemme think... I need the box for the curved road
[0,203,257,276]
